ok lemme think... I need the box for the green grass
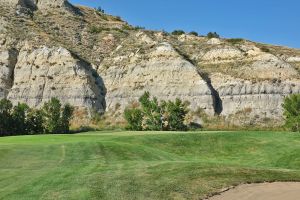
[1,131,300,199]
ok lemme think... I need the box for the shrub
[0,99,13,136]
[60,104,74,134]
[189,31,198,36]
[26,109,45,134]
[207,32,220,39]
[227,38,244,45]
[139,92,161,131]
[282,94,300,132]
[161,99,188,131]
[115,16,122,21]
[89,26,109,34]
[134,26,145,30]
[43,98,74,134]
[122,25,134,31]
[261,46,270,53]
[0,98,74,136]
[42,98,63,134]
[124,108,143,131]
[95,6,104,13]
[172,30,185,35]
[124,92,189,131]
[12,103,29,135]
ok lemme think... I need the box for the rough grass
[1,131,300,199]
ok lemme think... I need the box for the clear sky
[70,0,300,49]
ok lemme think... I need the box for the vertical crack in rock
[197,70,223,115]
[8,49,19,94]
[75,58,107,113]
[61,50,107,113]
[175,48,223,115]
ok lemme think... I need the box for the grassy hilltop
[1,131,300,199]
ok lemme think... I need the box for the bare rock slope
[0,0,300,125]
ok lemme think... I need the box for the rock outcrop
[211,73,300,119]
[0,49,18,98]
[0,0,300,125]
[1,0,70,9]
[0,0,77,15]
[99,42,215,114]
[5,45,106,112]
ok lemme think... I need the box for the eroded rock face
[37,0,70,9]
[6,46,106,112]
[0,0,73,11]
[99,42,215,114]
[0,49,18,98]
[201,46,244,62]
[0,0,300,125]
[211,73,300,119]
[248,54,298,80]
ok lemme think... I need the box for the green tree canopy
[26,109,45,134]
[0,99,13,136]
[0,98,74,136]
[282,94,300,132]
[207,32,220,39]
[60,104,74,134]
[43,98,62,134]
[12,103,29,135]
[124,92,189,131]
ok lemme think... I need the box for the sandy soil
[208,182,300,200]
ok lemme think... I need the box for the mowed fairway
[1,131,300,200]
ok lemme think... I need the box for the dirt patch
[208,182,300,200]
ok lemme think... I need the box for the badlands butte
[1,0,300,127]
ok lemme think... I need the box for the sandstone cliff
[0,0,300,126]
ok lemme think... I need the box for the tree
[0,99,13,136]
[0,98,74,136]
[282,94,300,132]
[124,108,143,131]
[189,31,198,36]
[124,92,189,131]
[43,98,63,134]
[60,104,74,134]
[26,109,45,134]
[96,6,104,13]
[161,99,188,131]
[207,32,220,39]
[12,103,29,135]
[172,30,185,35]
[139,92,161,131]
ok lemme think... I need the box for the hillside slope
[1,0,300,125]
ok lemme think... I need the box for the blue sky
[70,0,300,48]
